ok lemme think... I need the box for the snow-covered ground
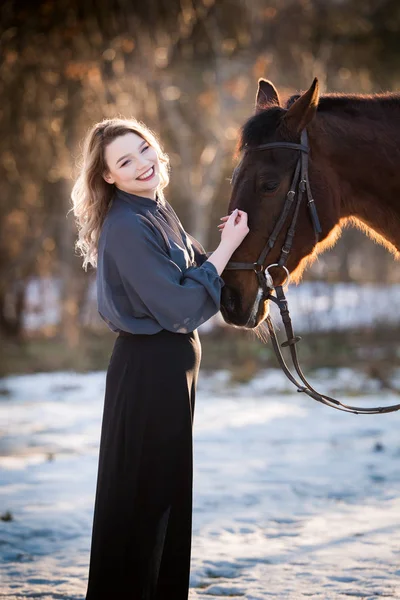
[23,277,400,333]
[1,368,400,599]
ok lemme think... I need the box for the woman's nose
[136,156,148,167]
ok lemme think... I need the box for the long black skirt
[85,328,202,600]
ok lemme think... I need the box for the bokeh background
[1,0,400,379]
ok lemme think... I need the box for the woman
[71,117,248,600]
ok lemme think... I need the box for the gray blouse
[96,186,225,335]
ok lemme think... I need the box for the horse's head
[220,78,340,328]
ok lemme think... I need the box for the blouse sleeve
[185,232,209,266]
[163,200,209,266]
[105,214,225,333]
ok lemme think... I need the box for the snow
[23,278,400,333]
[1,368,400,598]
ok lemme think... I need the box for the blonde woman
[71,118,248,600]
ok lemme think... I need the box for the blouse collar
[113,186,163,210]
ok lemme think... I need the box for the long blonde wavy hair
[70,117,170,270]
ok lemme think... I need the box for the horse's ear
[282,78,320,132]
[255,79,280,113]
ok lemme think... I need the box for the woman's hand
[218,208,249,251]
[205,209,249,275]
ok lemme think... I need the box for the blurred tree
[0,0,399,347]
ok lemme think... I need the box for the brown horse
[220,77,400,328]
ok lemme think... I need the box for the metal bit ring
[265,264,290,289]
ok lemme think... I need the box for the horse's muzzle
[220,285,268,328]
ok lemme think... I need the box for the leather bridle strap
[260,159,301,267]
[300,130,322,243]
[252,142,309,152]
[277,163,304,267]
[277,129,321,269]
[269,286,400,414]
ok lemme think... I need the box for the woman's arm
[205,241,236,276]
[104,214,225,333]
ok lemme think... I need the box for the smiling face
[103,132,161,199]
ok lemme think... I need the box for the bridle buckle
[253,262,264,273]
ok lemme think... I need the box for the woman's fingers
[218,209,246,230]
[220,209,245,221]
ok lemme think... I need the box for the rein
[225,129,400,415]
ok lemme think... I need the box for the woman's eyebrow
[116,140,147,166]
[116,153,131,166]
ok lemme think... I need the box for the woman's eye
[261,181,279,192]
[120,146,149,167]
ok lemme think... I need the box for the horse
[220,77,400,330]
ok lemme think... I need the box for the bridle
[226,130,321,322]
[224,129,400,415]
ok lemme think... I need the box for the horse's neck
[313,107,400,252]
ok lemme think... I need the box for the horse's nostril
[221,286,236,312]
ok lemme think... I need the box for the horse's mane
[237,90,400,156]
[287,91,400,113]
[237,106,286,154]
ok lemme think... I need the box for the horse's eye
[261,181,279,193]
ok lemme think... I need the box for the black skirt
[85,328,202,600]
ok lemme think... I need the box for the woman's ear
[103,171,114,184]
